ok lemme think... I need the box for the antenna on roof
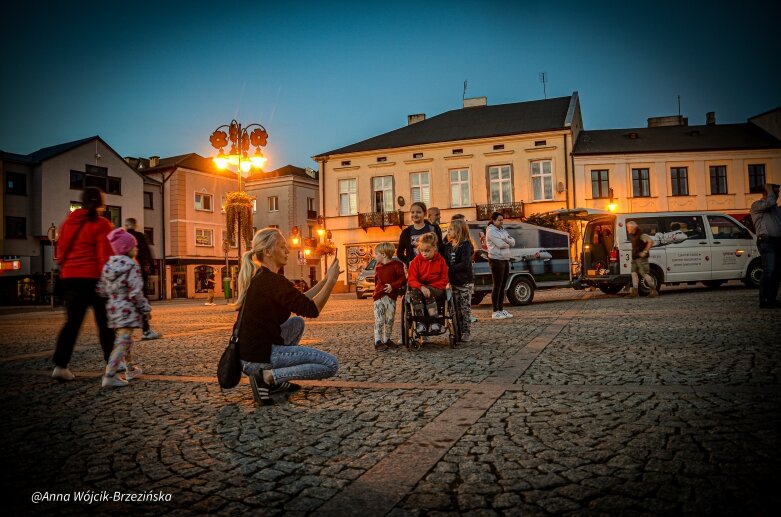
[539,72,547,99]
[463,80,468,101]
[677,95,681,116]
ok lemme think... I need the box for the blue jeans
[758,236,781,306]
[241,316,339,384]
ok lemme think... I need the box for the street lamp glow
[303,248,311,257]
[250,149,266,168]
[607,201,618,212]
[291,236,300,246]
[240,160,252,173]
[317,228,325,237]
[213,155,228,169]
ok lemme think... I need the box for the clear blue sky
[2,0,779,171]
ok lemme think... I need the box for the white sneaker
[142,329,162,340]
[430,323,442,333]
[102,375,129,388]
[501,310,513,318]
[124,365,143,380]
[52,366,75,382]
[492,311,505,319]
[416,323,427,334]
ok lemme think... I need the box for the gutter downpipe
[159,168,176,300]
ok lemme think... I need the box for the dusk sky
[2,0,779,171]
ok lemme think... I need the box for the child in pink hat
[97,228,151,387]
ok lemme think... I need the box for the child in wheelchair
[407,232,449,334]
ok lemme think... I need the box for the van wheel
[598,285,624,295]
[639,267,663,296]
[470,292,486,306]
[702,280,725,289]
[743,260,761,288]
[507,277,534,306]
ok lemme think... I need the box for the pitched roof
[139,153,220,173]
[313,95,575,158]
[1,135,100,164]
[245,164,318,182]
[573,122,781,155]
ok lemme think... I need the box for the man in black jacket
[124,218,163,339]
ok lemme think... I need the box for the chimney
[407,113,426,125]
[463,96,487,108]
[149,156,159,167]
[706,112,716,125]
[647,115,688,128]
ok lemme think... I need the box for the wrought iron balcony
[306,209,318,220]
[357,210,405,231]
[476,201,524,221]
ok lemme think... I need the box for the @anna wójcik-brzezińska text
[31,490,172,504]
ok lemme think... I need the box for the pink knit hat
[108,228,137,255]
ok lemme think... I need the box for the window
[624,217,662,240]
[104,205,122,228]
[488,165,512,203]
[452,148,463,155]
[632,168,650,197]
[195,228,214,247]
[195,193,212,211]
[252,199,257,213]
[493,144,504,150]
[377,156,387,163]
[69,201,83,212]
[339,179,357,215]
[410,172,430,206]
[535,140,547,147]
[85,174,107,191]
[5,216,26,239]
[413,152,423,159]
[748,164,766,194]
[221,230,237,248]
[143,227,154,245]
[372,176,394,212]
[70,171,85,190]
[709,165,728,194]
[85,164,107,175]
[268,196,279,212]
[307,197,315,211]
[194,265,214,293]
[143,191,154,209]
[341,160,351,166]
[5,172,26,195]
[671,167,689,196]
[450,168,471,208]
[591,170,610,199]
[530,160,553,201]
[660,215,705,240]
[107,177,122,195]
[706,215,751,240]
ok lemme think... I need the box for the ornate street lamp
[209,119,268,287]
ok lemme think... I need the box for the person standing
[626,221,658,298]
[371,242,406,351]
[51,187,115,382]
[750,183,781,308]
[445,219,475,342]
[97,228,151,387]
[123,218,162,339]
[205,273,216,305]
[236,228,341,406]
[427,207,441,227]
[486,212,515,319]
[397,202,444,265]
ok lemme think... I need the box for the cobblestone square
[1,284,779,515]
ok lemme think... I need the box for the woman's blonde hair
[448,218,472,247]
[235,227,284,308]
[375,242,395,259]
[417,232,438,250]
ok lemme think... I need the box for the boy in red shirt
[372,242,407,351]
[407,232,449,334]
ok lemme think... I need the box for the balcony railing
[306,209,318,220]
[476,201,524,221]
[357,210,405,231]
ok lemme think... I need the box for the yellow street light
[303,248,311,257]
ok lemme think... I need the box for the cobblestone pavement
[1,283,779,515]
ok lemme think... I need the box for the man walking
[626,221,658,298]
[124,218,163,339]
[750,183,781,308]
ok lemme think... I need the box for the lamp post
[209,119,268,292]
[47,223,57,310]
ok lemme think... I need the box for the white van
[551,209,762,295]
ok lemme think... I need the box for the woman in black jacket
[396,201,444,265]
[235,227,341,405]
[444,218,475,342]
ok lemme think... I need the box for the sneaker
[124,365,143,380]
[460,332,471,343]
[501,310,513,318]
[416,323,427,334]
[102,375,129,388]
[383,339,397,349]
[430,323,442,333]
[52,366,75,382]
[374,340,388,352]
[269,381,302,394]
[492,311,506,319]
[142,329,162,340]
[249,375,274,406]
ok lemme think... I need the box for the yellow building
[314,94,583,291]
[572,109,781,227]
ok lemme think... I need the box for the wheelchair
[400,286,461,350]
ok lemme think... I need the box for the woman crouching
[236,228,340,405]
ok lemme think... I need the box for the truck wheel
[598,285,624,295]
[743,260,761,288]
[507,277,534,306]
[470,292,486,306]
[639,267,663,296]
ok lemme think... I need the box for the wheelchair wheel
[401,294,414,348]
[446,296,460,348]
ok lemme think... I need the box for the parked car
[549,208,762,295]
[355,259,377,299]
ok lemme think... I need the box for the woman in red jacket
[51,187,115,381]
[407,232,449,334]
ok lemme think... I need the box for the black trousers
[141,268,150,332]
[409,286,446,322]
[53,278,115,368]
[489,259,510,311]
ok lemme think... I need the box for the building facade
[313,94,582,291]
[244,165,322,289]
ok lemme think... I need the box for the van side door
[659,215,711,282]
[705,215,754,280]
[621,216,667,276]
